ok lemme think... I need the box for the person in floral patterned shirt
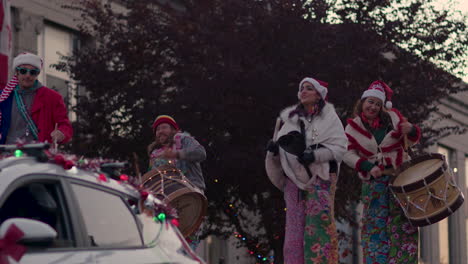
[265,77,347,264]
[343,81,421,264]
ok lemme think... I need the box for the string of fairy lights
[211,176,277,264]
[12,148,278,263]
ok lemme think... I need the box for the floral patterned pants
[361,175,418,264]
[283,175,338,264]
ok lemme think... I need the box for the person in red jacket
[0,52,73,145]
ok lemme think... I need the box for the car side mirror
[0,218,57,243]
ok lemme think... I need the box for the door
[0,176,95,264]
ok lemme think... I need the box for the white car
[0,144,205,264]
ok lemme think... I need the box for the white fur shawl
[265,103,347,190]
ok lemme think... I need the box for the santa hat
[298,77,328,100]
[13,52,43,70]
[152,115,180,132]
[361,80,394,109]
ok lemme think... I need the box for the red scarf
[289,104,320,118]
[360,112,381,129]
[307,104,319,115]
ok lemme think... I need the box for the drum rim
[407,194,464,227]
[142,167,180,183]
[142,167,198,190]
[390,153,448,193]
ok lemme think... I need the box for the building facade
[419,90,468,264]
[10,0,79,111]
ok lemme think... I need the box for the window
[37,23,79,121]
[71,184,142,247]
[0,181,74,248]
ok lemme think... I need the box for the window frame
[0,174,85,250]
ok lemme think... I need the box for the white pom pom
[385,101,393,109]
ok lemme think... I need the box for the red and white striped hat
[361,80,394,109]
[298,77,329,100]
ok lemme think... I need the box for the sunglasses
[16,67,40,76]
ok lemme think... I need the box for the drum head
[169,190,207,237]
[393,158,444,187]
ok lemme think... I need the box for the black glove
[266,139,279,156]
[277,131,305,156]
[297,151,315,166]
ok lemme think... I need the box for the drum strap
[297,120,339,201]
[299,120,314,181]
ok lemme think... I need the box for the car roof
[0,156,140,198]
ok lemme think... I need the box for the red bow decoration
[140,190,149,200]
[53,155,75,170]
[0,224,26,264]
[98,173,108,182]
[119,174,129,182]
[171,219,180,227]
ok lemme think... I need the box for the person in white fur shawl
[265,77,347,264]
[343,81,421,264]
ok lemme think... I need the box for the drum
[142,165,207,237]
[390,153,464,227]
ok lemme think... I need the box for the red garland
[52,154,75,170]
[151,199,178,221]
[0,224,26,264]
[2,147,180,231]
[137,188,178,221]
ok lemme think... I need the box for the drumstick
[273,117,281,141]
[53,123,58,153]
[403,135,415,158]
[382,168,395,176]
[132,152,142,184]
[403,135,409,151]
